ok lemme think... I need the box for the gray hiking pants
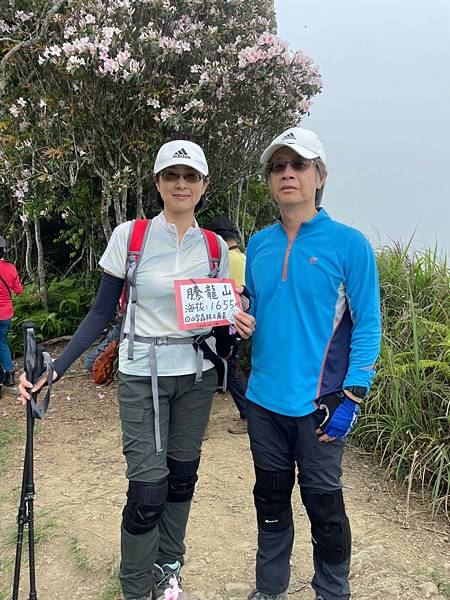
[118,368,217,600]
[247,399,351,600]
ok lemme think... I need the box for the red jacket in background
[0,260,23,320]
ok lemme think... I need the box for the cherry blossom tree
[1,0,323,248]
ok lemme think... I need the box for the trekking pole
[12,322,54,600]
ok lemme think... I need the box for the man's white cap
[153,140,208,176]
[260,127,326,165]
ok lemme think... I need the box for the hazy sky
[275,0,450,252]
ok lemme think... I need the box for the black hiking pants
[247,399,351,600]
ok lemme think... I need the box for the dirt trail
[0,352,449,600]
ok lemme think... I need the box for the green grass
[4,512,57,549]
[0,419,21,474]
[429,568,450,597]
[100,562,121,600]
[352,245,450,519]
[69,536,92,572]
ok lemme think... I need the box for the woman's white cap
[260,127,326,165]
[153,140,209,176]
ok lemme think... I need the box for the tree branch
[0,0,66,96]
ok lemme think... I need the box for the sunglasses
[160,170,205,183]
[268,158,313,174]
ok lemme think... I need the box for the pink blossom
[9,105,20,118]
[163,576,182,600]
[116,50,131,66]
[64,26,76,39]
[49,45,62,57]
[147,98,161,108]
[15,11,34,22]
[0,19,11,33]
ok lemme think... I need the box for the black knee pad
[253,466,295,532]
[300,488,351,564]
[122,479,168,535]
[166,456,200,503]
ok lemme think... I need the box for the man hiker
[0,235,23,386]
[244,127,381,600]
[207,216,248,435]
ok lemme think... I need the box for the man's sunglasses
[268,158,313,174]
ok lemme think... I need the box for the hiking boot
[227,417,247,434]
[4,371,15,386]
[152,561,182,599]
[248,590,288,600]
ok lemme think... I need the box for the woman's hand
[235,285,250,312]
[234,311,256,339]
[18,370,58,405]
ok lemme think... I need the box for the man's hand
[315,392,360,442]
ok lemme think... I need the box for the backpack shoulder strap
[128,218,151,256]
[120,219,151,359]
[200,228,222,278]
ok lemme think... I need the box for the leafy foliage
[9,274,99,354]
[353,246,450,518]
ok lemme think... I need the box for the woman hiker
[18,140,256,600]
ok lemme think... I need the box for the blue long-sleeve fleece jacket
[245,208,381,417]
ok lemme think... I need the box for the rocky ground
[0,349,448,600]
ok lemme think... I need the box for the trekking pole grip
[22,322,52,420]
[22,322,37,382]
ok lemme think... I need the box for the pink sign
[174,278,242,330]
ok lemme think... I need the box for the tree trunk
[120,187,128,223]
[135,164,145,219]
[95,168,113,242]
[88,244,95,272]
[100,186,113,241]
[23,217,35,282]
[235,178,244,236]
[33,214,48,310]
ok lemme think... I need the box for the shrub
[10,274,100,355]
[353,246,450,518]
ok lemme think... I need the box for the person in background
[207,216,248,434]
[245,127,381,600]
[0,235,23,386]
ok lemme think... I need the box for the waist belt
[124,333,227,454]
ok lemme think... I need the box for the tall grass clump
[353,244,450,518]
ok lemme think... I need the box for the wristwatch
[344,386,367,400]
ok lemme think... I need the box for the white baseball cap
[153,140,209,176]
[260,127,326,166]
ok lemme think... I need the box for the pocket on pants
[119,402,151,451]
[119,403,144,423]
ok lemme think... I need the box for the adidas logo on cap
[282,132,296,140]
[172,148,191,159]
